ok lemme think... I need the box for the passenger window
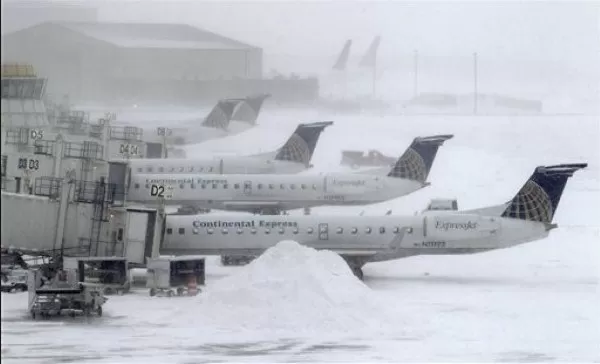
[166,228,173,235]
[365,227,372,234]
[179,184,184,189]
[336,227,343,234]
[265,228,271,234]
[199,167,203,172]
[379,227,386,234]
[290,184,296,190]
[158,167,164,173]
[209,167,213,172]
[236,228,243,235]
[278,228,285,234]
[178,228,185,235]
[312,184,317,190]
[250,228,257,234]
[234,183,240,189]
[146,167,153,173]
[201,184,206,189]
[307,227,314,234]
[137,167,143,172]
[301,184,307,189]
[257,184,263,189]
[192,228,199,235]
[188,166,194,172]
[169,167,175,172]
[191,184,196,189]
[212,184,217,189]
[222,228,228,234]
[280,184,285,189]
[268,184,274,189]
[145,184,149,189]
[178,167,184,172]
[207,228,214,234]
[351,227,358,234]
[134,183,140,189]
[223,184,228,189]
[393,227,400,234]
[292,228,299,234]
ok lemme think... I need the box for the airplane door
[243,180,252,195]
[318,223,329,240]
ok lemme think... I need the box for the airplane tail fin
[500,163,587,224]
[274,121,334,167]
[333,39,353,70]
[359,35,381,68]
[201,99,239,130]
[387,134,454,183]
[231,93,272,125]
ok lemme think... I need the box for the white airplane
[161,163,587,279]
[126,135,454,213]
[120,94,270,147]
[125,121,333,175]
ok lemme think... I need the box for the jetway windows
[166,228,173,235]
[351,227,358,234]
[379,227,386,234]
[136,168,143,172]
[365,227,372,234]
[158,167,164,172]
[223,184,229,189]
[146,167,153,173]
[234,184,240,189]
[336,227,343,234]
[178,228,185,235]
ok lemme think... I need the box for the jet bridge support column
[52,179,72,257]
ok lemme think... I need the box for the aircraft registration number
[418,241,446,248]
[324,195,345,201]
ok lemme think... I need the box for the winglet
[387,134,454,183]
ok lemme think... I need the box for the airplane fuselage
[161,213,551,261]
[127,173,426,212]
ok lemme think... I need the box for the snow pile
[172,241,397,336]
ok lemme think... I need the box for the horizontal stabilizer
[501,163,587,224]
[387,134,454,183]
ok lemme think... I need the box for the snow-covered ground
[2,107,599,363]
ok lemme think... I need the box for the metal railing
[63,141,104,160]
[109,126,143,141]
[33,140,55,156]
[34,176,63,199]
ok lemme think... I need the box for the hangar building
[1,21,263,103]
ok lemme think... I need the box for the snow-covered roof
[51,21,259,51]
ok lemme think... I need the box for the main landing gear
[343,257,366,281]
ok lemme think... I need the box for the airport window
[158,167,164,173]
[146,167,153,172]
[193,228,199,235]
[293,228,299,234]
[178,228,185,235]
[393,227,400,234]
[336,227,343,234]
[207,228,214,235]
[365,227,372,234]
[166,228,173,235]
[351,227,358,234]
[268,184,275,189]
[134,183,140,189]
[257,183,263,189]
[379,227,386,234]
[236,228,243,235]
[278,228,285,234]
[307,227,314,234]
[234,183,240,189]
[301,184,307,189]
[137,167,143,173]
[251,228,257,234]
[223,184,229,189]
[265,228,271,234]
[222,228,229,235]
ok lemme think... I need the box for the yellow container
[1,63,36,78]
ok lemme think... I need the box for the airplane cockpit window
[365,227,372,234]
[166,228,173,235]
[307,227,314,234]
[351,227,358,234]
[158,167,164,172]
[178,228,185,235]
[336,227,343,234]
[379,227,386,234]
[222,228,229,234]
[207,228,214,234]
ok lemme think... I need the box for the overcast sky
[89,0,600,74]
